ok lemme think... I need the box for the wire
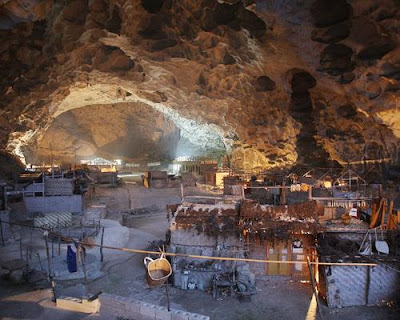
[0,219,386,267]
[362,255,400,274]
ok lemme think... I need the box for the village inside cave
[1,1,400,320]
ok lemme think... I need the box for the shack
[317,228,400,308]
[168,199,325,295]
[169,202,251,295]
[23,176,86,216]
[168,196,400,306]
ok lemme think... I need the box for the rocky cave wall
[0,0,399,172]
[23,101,226,164]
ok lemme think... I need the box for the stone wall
[99,293,209,320]
[170,228,244,291]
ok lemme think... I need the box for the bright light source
[172,164,181,174]
[323,180,332,188]
[175,156,192,162]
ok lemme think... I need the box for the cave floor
[0,182,399,320]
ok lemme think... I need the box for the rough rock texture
[0,0,399,172]
[24,102,190,164]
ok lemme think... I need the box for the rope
[0,219,388,267]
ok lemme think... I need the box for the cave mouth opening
[21,102,228,168]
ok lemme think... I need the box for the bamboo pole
[369,198,384,228]
[73,240,378,267]
[0,219,383,268]
[307,257,323,320]
[380,199,387,228]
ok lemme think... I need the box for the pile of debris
[239,200,322,221]
[174,203,239,236]
[173,200,324,240]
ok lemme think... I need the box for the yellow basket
[144,254,172,287]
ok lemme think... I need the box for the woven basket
[144,254,172,287]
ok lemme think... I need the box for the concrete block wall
[99,293,209,320]
[170,230,243,290]
[24,195,84,214]
[323,264,400,307]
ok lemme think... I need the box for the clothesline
[0,219,379,267]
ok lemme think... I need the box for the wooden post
[387,200,394,230]
[20,238,23,259]
[307,257,323,320]
[80,247,87,284]
[25,247,29,272]
[281,183,286,205]
[180,184,184,201]
[58,236,61,256]
[51,237,54,258]
[166,282,171,312]
[100,227,105,262]
[380,199,387,228]
[365,266,370,305]
[0,219,4,246]
[44,232,52,283]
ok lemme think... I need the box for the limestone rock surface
[0,0,399,172]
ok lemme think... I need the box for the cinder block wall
[323,264,400,308]
[99,293,209,320]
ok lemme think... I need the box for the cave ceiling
[0,0,399,171]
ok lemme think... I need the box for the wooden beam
[369,198,384,229]
[380,199,387,229]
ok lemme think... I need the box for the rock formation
[0,0,399,172]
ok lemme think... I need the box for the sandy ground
[0,182,399,320]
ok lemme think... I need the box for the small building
[168,199,324,294]
[169,202,249,293]
[317,229,400,308]
[23,176,85,216]
[238,200,322,278]
[168,196,400,307]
